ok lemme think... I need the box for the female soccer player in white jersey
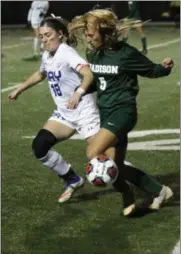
[8,15,138,216]
[27,1,49,58]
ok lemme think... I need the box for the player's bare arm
[67,65,94,109]
[8,70,45,101]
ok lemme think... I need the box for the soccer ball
[85,156,118,187]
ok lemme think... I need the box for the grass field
[2,26,180,254]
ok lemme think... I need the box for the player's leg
[122,162,173,210]
[33,27,40,56]
[122,28,129,43]
[32,115,84,203]
[104,144,136,216]
[74,102,136,216]
[136,25,148,55]
[86,127,118,159]
[86,128,136,216]
[106,104,173,210]
[120,18,131,42]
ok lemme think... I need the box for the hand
[8,89,21,101]
[67,92,82,109]
[163,58,174,69]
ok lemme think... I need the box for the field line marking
[172,240,180,254]
[2,37,180,51]
[1,82,44,93]
[2,42,31,50]
[1,84,20,93]
[22,129,180,141]
[147,38,180,50]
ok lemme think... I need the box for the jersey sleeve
[123,45,171,78]
[62,46,88,72]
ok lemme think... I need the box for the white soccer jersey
[27,1,49,24]
[40,43,97,122]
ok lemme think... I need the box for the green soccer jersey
[128,1,141,20]
[86,42,171,111]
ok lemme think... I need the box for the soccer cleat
[149,185,173,210]
[122,186,136,217]
[58,176,85,203]
[123,204,136,217]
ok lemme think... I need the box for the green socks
[113,173,135,207]
[141,37,147,51]
[124,165,162,195]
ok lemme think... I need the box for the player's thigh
[86,128,119,159]
[43,120,75,141]
[77,105,100,140]
[31,21,40,33]
[101,105,137,141]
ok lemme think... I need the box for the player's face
[39,26,61,52]
[85,21,102,49]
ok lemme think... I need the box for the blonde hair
[84,9,118,29]
[69,9,125,49]
[69,9,148,48]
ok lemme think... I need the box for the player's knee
[32,129,57,159]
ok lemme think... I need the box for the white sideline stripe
[22,129,180,141]
[2,42,31,50]
[172,240,180,254]
[147,38,180,50]
[128,129,180,138]
[22,133,85,140]
[2,37,180,50]
[1,82,44,93]
[1,85,20,92]
[128,139,180,151]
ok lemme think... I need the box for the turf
[2,26,180,254]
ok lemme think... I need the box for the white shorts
[48,104,100,139]
[31,22,41,29]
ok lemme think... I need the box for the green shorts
[100,104,137,142]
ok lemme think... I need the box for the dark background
[1,1,175,25]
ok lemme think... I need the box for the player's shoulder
[59,43,76,52]
[58,43,79,57]
[116,41,140,56]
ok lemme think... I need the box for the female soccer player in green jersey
[67,9,174,214]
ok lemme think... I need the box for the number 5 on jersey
[98,77,107,91]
